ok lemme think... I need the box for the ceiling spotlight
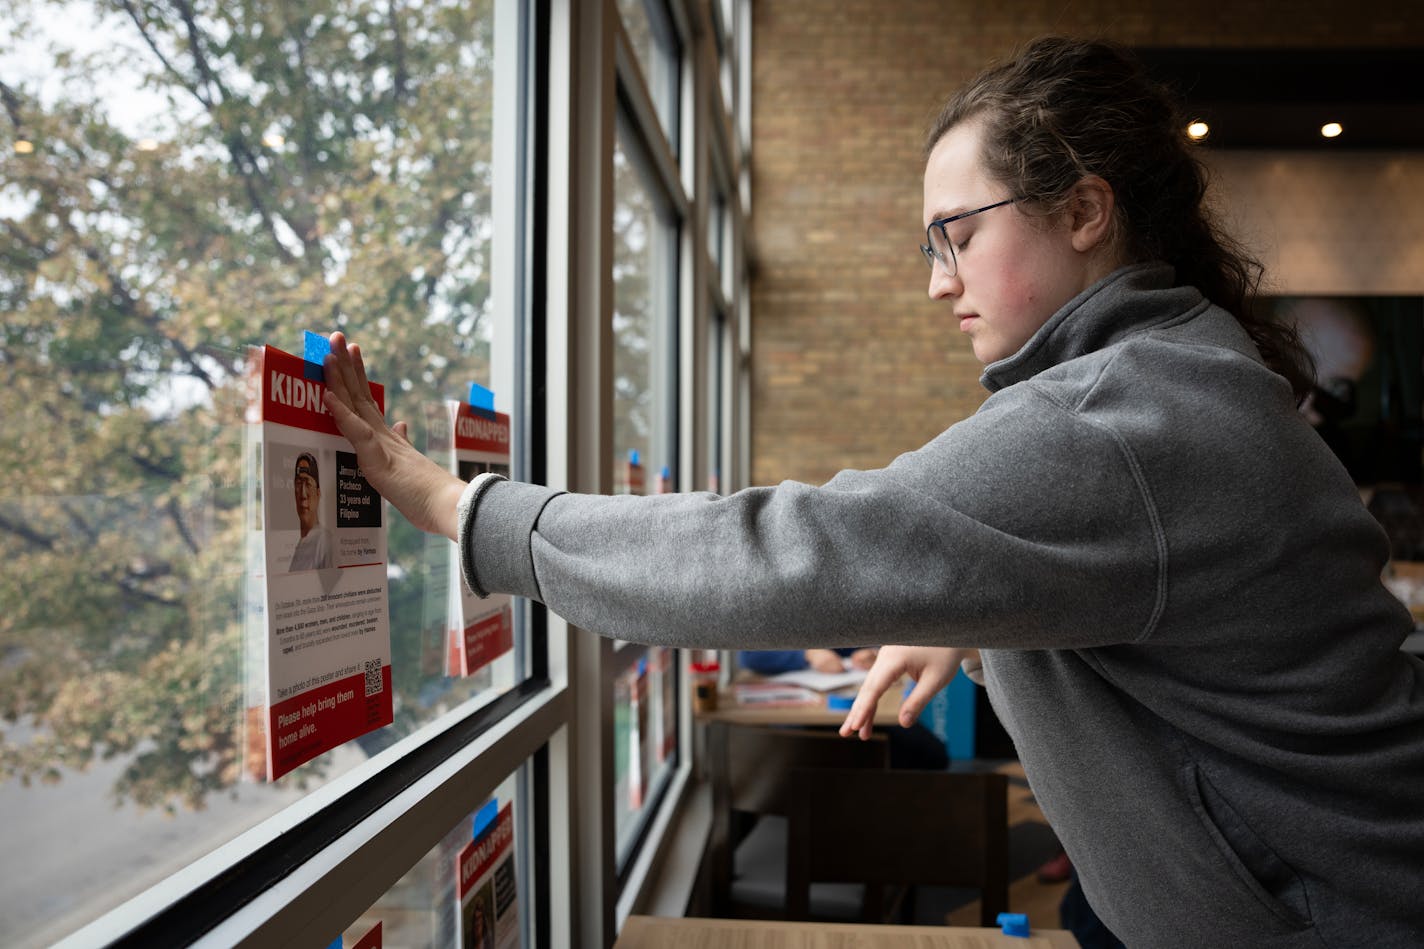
[1320,122,1343,139]
[262,132,286,149]
[14,139,35,154]
[1186,121,1209,141]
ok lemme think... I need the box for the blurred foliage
[611,124,666,483]
[0,0,497,811]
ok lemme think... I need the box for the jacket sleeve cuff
[456,474,563,601]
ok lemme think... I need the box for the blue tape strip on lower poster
[467,381,496,419]
[472,797,500,840]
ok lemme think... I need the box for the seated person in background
[739,647,877,676]
[738,649,948,771]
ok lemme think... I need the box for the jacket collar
[980,262,1206,393]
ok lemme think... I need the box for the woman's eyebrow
[927,204,971,222]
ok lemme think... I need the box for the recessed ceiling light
[262,132,286,149]
[1186,121,1209,140]
[136,138,160,152]
[14,140,34,154]
[1321,122,1343,139]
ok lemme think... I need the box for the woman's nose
[927,266,962,301]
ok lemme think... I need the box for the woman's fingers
[840,646,970,738]
[347,343,379,420]
[838,684,881,740]
[896,648,964,727]
[896,674,942,728]
[839,648,905,740]
[324,332,356,399]
[324,334,373,424]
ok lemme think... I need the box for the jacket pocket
[1181,762,1314,931]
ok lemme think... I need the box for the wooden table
[696,675,906,916]
[616,915,1081,948]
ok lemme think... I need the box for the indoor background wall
[747,0,1424,487]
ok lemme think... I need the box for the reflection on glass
[612,124,676,493]
[0,0,512,943]
[707,310,727,494]
[708,187,727,287]
[613,647,678,867]
[714,0,736,118]
[342,771,525,948]
[615,0,679,148]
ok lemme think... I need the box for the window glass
[0,0,520,942]
[341,769,527,948]
[716,4,736,118]
[615,0,679,149]
[709,185,728,288]
[707,309,728,494]
[612,647,678,867]
[611,120,677,493]
[610,112,679,871]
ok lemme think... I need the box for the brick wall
[747,0,1424,487]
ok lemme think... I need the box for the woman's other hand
[322,332,466,540]
[838,646,980,740]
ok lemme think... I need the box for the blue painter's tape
[467,381,496,417]
[472,797,500,840]
[303,331,330,382]
[998,912,1030,937]
[465,382,496,420]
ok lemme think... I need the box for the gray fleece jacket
[461,262,1424,948]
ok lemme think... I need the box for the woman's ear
[1068,175,1115,252]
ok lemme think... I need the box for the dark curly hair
[926,37,1314,402]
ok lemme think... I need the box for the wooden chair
[708,723,890,919]
[785,767,1009,925]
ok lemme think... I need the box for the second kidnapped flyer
[246,344,394,780]
[445,400,514,678]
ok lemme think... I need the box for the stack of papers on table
[768,667,868,692]
[732,682,820,706]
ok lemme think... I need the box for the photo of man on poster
[288,451,335,572]
[462,881,496,949]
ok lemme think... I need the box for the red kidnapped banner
[262,345,385,436]
[458,803,514,899]
[453,403,510,454]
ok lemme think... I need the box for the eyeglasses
[920,198,1016,277]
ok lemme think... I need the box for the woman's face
[922,119,1111,365]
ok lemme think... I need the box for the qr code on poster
[364,658,383,697]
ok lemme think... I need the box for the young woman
[323,37,1424,948]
